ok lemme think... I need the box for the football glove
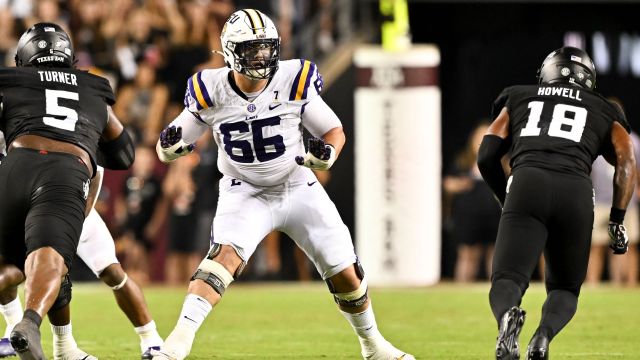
[608,221,629,255]
[156,125,196,163]
[295,138,336,170]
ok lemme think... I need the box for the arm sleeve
[477,134,510,206]
[167,108,209,144]
[300,96,342,138]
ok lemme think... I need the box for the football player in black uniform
[477,47,636,360]
[0,23,134,359]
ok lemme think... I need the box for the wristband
[609,207,626,224]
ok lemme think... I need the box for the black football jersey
[492,84,629,177]
[0,67,115,173]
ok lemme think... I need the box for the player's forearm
[610,122,637,215]
[612,158,637,211]
[322,126,345,159]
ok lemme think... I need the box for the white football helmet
[220,9,280,80]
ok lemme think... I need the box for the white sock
[134,320,164,352]
[340,305,382,339]
[51,323,78,357]
[0,298,23,338]
[176,294,212,332]
[162,294,212,358]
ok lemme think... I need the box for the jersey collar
[227,70,274,101]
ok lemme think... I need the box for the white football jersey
[183,59,324,186]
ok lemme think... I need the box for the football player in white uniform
[152,9,414,360]
[0,128,163,359]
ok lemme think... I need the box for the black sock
[536,289,578,340]
[489,278,523,327]
[22,309,42,328]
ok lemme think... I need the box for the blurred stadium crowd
[0,0,346,284]
[1,1,635,288]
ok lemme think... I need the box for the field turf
[23,282,640,359]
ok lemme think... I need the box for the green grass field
[25,282,640,359]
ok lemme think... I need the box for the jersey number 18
[520,101,587,142]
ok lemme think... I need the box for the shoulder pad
[606,99,631,133]
[94,74,116,106]
[288,59,323,101]
[0,68,25,89]
[184,70,215,113]
[491,86,515,119]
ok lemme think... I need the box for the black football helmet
[537,46,596,90]
[15,22,74,68]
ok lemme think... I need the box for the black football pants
[490,166,593,332]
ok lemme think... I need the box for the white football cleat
[359,335,415,360]
[54,347,98,360]
[150,348,182,360]
[150,327,194,360]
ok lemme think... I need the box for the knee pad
[206,242,247,278]
[332,277,369,308]
[191,259,234,296]
[326,259,368,308]
[206,242,222,259]
[49,274,72,312]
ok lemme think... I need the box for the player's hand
[608,221,629,255]
[156,125,195,163]
[295,138,336,170]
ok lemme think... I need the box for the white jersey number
[43,89,79,131]
[220,116,285,163]
[520,101,587,142]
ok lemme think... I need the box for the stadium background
[0,0,636,284]
[2,1,640,359]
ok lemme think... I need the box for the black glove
[160,126,192,150]
[608,221,629,255]
[157,125,196,163]
[295,138,336,170]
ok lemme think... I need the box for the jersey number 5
[520,101,587,142]
[220,116,285,163]
[43,89,79,131]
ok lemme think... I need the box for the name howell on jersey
[538,86,582,101]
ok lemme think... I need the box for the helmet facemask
[220,9,280,80]
[231,38,280,80]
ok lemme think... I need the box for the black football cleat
[9,319,44,360]
[495,306,526,360]
[142,346,161,360]
[526,333,549,360]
